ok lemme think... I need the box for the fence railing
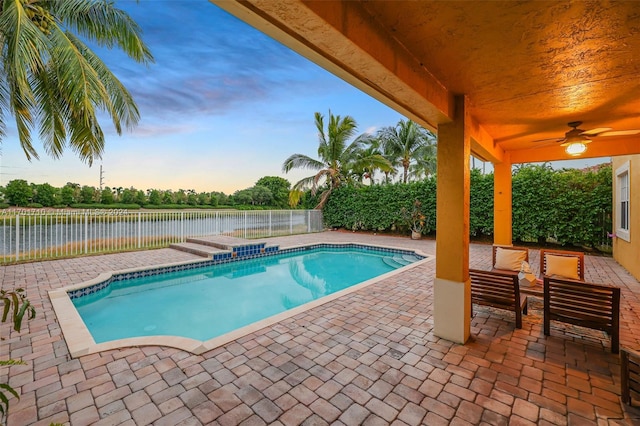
[1,209,324,264]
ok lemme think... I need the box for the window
[616,161,630,242]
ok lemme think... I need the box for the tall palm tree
[282,111,392,208]
[0,0,153,165]
[377,119,437,183]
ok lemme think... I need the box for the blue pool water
[73,247,420,343]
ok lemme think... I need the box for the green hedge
[322,164,612,248]
[70,203,142,210]
[323,181,437,233]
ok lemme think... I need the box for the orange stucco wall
[612,155,640,280]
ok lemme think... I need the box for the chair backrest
[470,268,523,328]
[492,245,529,270]
[621,347,640,406]
[540,249,585,281]
[543,276,620,353]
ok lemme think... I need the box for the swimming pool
[50,243,432,356]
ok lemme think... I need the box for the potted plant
[400,199,426,239]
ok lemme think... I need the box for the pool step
[382,254,421,268]
[169,242,230,258]
[401,254,421,263]
[187,236,279,257]
[382,257,403,268]
[171,236,280,260]
[186,236,246,250]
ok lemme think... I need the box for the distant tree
[216,192,229,206]
[174,189,187,205]
[66,182,81,201]
[79,185,97,203]
[148,189,162,205]
[197,192,209,205]
[162,190,173,204]
[134,190,147,205]
[121,188,135,204]
[5,179,33,206]
[251,186,273,205]
[101,187,114,204]
[60,183,77,205]
[1,0,153,165]
[233,189,253,205]
[32,183,58,206]
[255,176,290,208]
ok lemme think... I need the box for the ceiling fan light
[565,142,587,156]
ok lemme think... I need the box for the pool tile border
[66,243,425,300]
[50,242,433,358]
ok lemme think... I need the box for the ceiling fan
[533,121,640,156]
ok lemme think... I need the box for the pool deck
[2,231,640,425]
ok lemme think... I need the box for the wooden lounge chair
[470,269,528,329]
[621,347,640,406]
[539,249,585,281]
[492,245,529,275]
[543,276,620,353]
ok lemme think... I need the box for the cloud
[100,1,336,122]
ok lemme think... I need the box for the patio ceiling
[213,0,640,164]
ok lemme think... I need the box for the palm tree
[282,111,392,208]
[351,140,394,185]
[0,0,153,165]
[377,119,437,183]
[408,148,437,180]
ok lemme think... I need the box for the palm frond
[47,0,153,63]
[282,153,325,173]
[352,153,394,173]
[1,0,50,159]
[1,0,151,163]
[291,174,317,192]
[67,31,140,131]
[32,61,67,158]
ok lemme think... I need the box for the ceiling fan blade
[597,130,640,137]
[581,127,612,136]
[531,137,564,143]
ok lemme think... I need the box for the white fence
[1,209,324,264]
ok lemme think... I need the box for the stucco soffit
[211,0,453,130]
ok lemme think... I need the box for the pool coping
[49,242,435,358]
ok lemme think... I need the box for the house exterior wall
[612,155,640,280]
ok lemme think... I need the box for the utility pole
[99,164,105,190]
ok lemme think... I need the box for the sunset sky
[0,0,604,194]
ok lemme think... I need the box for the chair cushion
[545,254,580,280]
[494,247,527,271]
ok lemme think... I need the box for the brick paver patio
[2,231,640,425]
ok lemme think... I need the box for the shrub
[321,164,612,247]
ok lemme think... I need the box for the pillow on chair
[545,254,580,280]
[494,247,527,271]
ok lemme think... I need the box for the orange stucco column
[493,158,513,246]
[433,96,471,343]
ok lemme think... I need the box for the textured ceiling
[360,1,640,150]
